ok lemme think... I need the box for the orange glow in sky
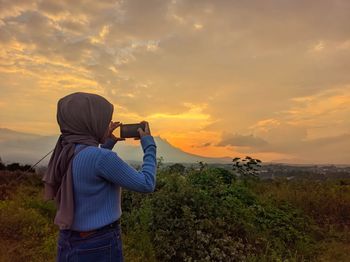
[1,0,350,164]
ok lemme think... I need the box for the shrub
[122,168,319,261]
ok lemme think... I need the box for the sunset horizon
[1,0,349,164]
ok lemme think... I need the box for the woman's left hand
[107,121,125,142]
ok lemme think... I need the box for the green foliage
[232,156,262,185]
[157,156,164,169]
[1,165,350,261]
[253,178,350,230]
[122,168,321,261]
[0,180,57,261]
[168,163,186,174]
[1,162,35,172]
[197,161,208,172]
[122,198,157,261]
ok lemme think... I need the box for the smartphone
[120,122,146,138]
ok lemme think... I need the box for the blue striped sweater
[70,135,157,231]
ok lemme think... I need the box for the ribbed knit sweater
[70,135,157,231]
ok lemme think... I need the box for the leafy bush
[1,166,349,261]
[253,178,350,229]
[123,168,319,261]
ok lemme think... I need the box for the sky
[0,0,350,164]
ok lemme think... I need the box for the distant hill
[0,128,42,142]
[0,128,231,166]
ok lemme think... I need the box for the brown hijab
[42,92,114,230]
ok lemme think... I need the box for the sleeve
[96,135,157,193]
[100,137,118,150]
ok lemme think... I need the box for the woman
[42,92,157,261]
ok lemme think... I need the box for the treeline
[0,157,35,173]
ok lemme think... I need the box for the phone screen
[120,123,146,138]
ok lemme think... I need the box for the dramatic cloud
[217,86,350,163]
[0,0,349,163]
[218,134,268,148]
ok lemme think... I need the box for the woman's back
[71,136,157,231]
[72,144,121,231]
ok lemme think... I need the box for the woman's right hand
[135,121,151,140]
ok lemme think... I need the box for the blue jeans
[56,223,124,261]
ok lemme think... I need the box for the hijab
[42,92,114,230]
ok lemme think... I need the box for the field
[0,165,349,261]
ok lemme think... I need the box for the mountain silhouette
[0,128,231,165]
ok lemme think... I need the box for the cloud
[217,84,350,163]
[191,142,211,148]
[1,0,350,163]
[218,134,268,148]
[217,126,350,164]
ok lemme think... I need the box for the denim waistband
[72,218,120,233]
[59,219,121,241]
[58,224,122,253]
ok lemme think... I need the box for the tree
[232,156,262,183]
[2,162,35,173]
[197,161,208,172]
[157,156,164,169]
[168,163,186,174]
[0,156,5,170]
[6,163,21,172]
